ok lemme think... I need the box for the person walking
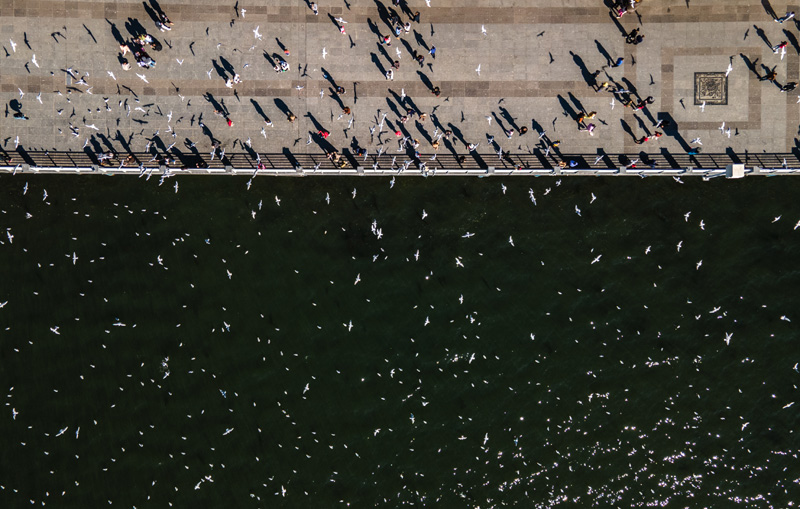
[429,46,436,59]
[775,11,795,23]
[310,2,318,15]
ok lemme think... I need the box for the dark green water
[0,175,798,507]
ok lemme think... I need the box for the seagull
[696,260,703,270]
[529,188,536,204]
[137,73,149,83]
[43,189,48,201]
[207,69,213,79]
[610,97,615,109]
[241,8,246,17]
[690,137,702,145]
[36,92,42,104]
[719,121,725,133]
[462,232,475,238]
[11,408,17,420]
[645,245,651,254]
[590,192,597,203]
[72,252,78,265]
[677,241,683,252]
[395,47,402,59]
[50,326,60,335]
[509,236,514,246]
[22,182,28,195]
[275,195,281,206]
[591,254,602,264]
[455,257,464,267]
[501,183,507,194]
[18,88,24,99]
[9,39,16,52]
[31,54,38,67]
[421,209,428,219]
[354,273,361,285]
[223,428,234,436]
[325,192,330,204]
[345,320,353,331]
[794,219,800,230]
[352,188,357,199]
[176,58,184,66]
[699,220,705,230]
[107,70,116,80]
[772,215,781,223]
[322,47,327,59]
[174,181,179,194]
[725,62,733,77]
[485,115,492,125]
[575,205,581,216]
[684,211,691,222]
[481,25,487,35]
[253,26,262,39]
[475,64,481,76]
[699,101,706,112]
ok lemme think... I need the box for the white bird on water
[223,428,234,436]
[699,220,705,230]
[591,254,602,264]
[509,236,514,246]
[772,215,781,223]
[455,257,464,267]
[677,241,682,252]
[354,273,361,285]
[72,252,78,265]
[174,181,179,194]
[352,188,357,199]
[794,219,800,230]
[421,209,428,219]
[575,205,581,216]
[645,245,651,254]
[325,192,330,204]
[696,260,703,270]
[275,195,281,206]
[50,326,60,335]
[590,192,597,203]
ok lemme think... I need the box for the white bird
[14,136,19,149]
[591,254,602,264]
[485,115,492,125]
[352,188,357,199]
[22,182,28,195]
[174,181,179,194]
[400,88,406,100]
[223,428,234,436]
[725,128,731,138]
[509,236,514,246]
[43,189,48,201]
[684,211,691,221]
[718,121,725,133]
[31,54,38,67]
[275,195,281,206]
[725,62,733,77]
[462,232,475,238]
[455,257,464,267]
[281,486,287,497]
[425,0,431,6]
[590,192,597,203]
[107,70,116,80]
[207,69,213,79]
[6,231,13,244]
[334,17,348,23]
[84,123,99,131]
[137,73,149,83]
[12,408,18,419]
[481,25,487,35]
[346,320,353,331]
[691,138,702,145]
[475,64,481,76]
[9,39,16,52]
[501,183,507,194]
[699,101,706,112]
[390,176,396,188]
[575,205,581,216]
[50,326,60,335]
[699,220,705,230]
[303,383,309,394]
[781,46,787,60]
[610,97,615,109]
[18,88,24,99]
[529,188,536,205]
[723,332,732,345]
[176,58,184,66]
[322,47,327,59]
[325,192,330,204]
[421,209,428,219]
[241,8,246,17]
[677,241,682,252]
[395,47,401,59]
[56,427,68,437]
[645,245,651,254]
[354,273,361,285]
[696,260,703,270]
[72,252,78,265]
[794,219,800,230]
[253,26,262,39]
[36,92,42,104]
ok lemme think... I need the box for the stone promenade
[1,0,799,170]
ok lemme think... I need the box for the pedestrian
[392,60,400,69]
[761,69,777,82]
[287,112,296,123]
[226,117,234,127]
[432,140,440,150]
[781,81,798,91]
[413,11,420,23]
[505,128,514,139]
[419,113,427,122]
[625,28,640,44]
[429,46,436,59]
[416,54,425,67]
[386,69,394,80]
[633,34,644,45]
[432,86,440,97]
[611,57,624,68]
[343,106,351,115]
[318,129,330,138]
[13,112,29,120]
[310,2,318,15]
[394,24,402,36]
[381,35,391,46]
[776,11,795,23]
[773,41,788,52]
[403,22,412,34]
[518,126,528,135]
[444,130,452,139]
[336,86,346,95]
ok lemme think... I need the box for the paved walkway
[1,0,798,166]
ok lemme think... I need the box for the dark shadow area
[608,11,628,37]
[283,147,301,169]
[783,29,800,53]
[273,98,292,117]
[498,107,519,132]
[250,99,269,122]
[557,95,578,120]
[416,71,434,91]
[762,0,777,19]
[106,19,126,45]
[754,25,772,49]
[413,30,429,50]
[594,40,613,66]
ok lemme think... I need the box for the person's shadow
[413,30,428,50]
[371,53,387,76]
[557,95,578,120]
[594,40,613,66]
[754,25,773,49]
[761,0,778,19]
